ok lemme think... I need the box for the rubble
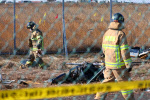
[0,73,15,84]
[130,47,150,59]
[18,80,40,85]
[0,73,2,83]
[45,62,105,84]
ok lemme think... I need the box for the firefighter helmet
[27,21,36,30]
[112,13,124,23]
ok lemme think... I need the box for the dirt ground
[0,53,150,100]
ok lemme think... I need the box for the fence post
[110,0,112,22]
[62,0,68,59]
[13,0,16,55]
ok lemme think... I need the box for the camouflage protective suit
[25,25,45,68]
[94,22,135,100]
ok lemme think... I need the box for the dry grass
[0,3,150,54]
[0,54,150,100]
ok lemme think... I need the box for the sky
[96,0,150,3]
[2,0,47,2]
[54,0,150,3]
[2,0,150,3]
[112,0,150,3]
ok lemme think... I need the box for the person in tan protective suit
[94,13,135,100]
[24,21,45,68]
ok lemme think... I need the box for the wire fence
[0,0,150,100]
[0,1,150,54]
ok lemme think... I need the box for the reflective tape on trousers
[0,80,150,100]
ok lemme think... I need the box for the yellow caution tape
[129,13,131,17]
[16,15,18,19]
[44,13,46,17]
[93,13,97,16]
[101,16,104,22]
[39,19,41,24]
[138,12,141,16]
[0,80,150,100]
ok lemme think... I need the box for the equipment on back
[112,13,124,23]
[27,21,36,30]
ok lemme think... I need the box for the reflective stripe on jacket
[102,22,132,69]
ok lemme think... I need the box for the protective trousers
[25,51,45,68]
[94,68,135,100]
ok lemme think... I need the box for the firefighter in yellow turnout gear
[94,13,135,100]
[25,21,45,68]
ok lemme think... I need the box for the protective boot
[35,57,45,68]
[94,92,107,100]
[122,93,135,100]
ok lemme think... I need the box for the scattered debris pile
[0,73,15,84]
[45,61,105,84]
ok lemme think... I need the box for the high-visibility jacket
[30,28,44,51]
[102,22,132,69]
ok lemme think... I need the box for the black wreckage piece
[46,62,105,85]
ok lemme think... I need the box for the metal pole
[62,0,68,58]
[110,0,112,22]
[13,0,16,55]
